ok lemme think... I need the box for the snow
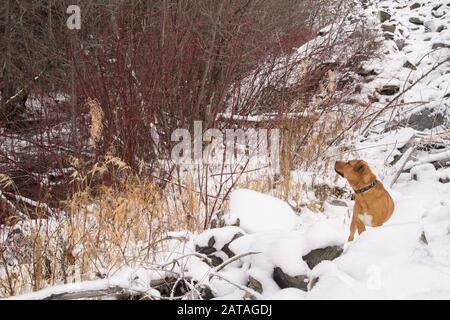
[9,267,162,300]
[194,226,245,248]
[266,288,306,300]
[209,267,248,297]
[226,189,300,233]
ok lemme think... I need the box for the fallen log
[389,145,417,188]
[404,150,450,171]
[7,278,158,300]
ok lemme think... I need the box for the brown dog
[335,160,395,241]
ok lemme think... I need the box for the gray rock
[401,108,446,131]
[376,85,400,96]
[195,229,244,266]
[248,276,264,294]
[195,236,216,255]
[329,199,348,207]
[409,17,424,25]
[439,177,450,184]
[302,246,344,270]
[437,25,446,33]
[395,39,406,51]
[357,67,378,77]
[403,60,417,70]
[359,0,370,9]
[383,32,394,40]
[199,286,215,300]
[410,3,421,10]
[221,232,244,258]
[381,24,396,33]
[210,255,223,267]
[379,10,391,23]
[424,20,442,32]
[273,267,308,291]
[420,231,428,245]
[432,10,446,18]
[432,42,450,49]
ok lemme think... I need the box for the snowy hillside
[6,0,450,300]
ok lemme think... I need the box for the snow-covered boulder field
[185,0,450,299]
[192,189,348,299]
[188,162,450,300]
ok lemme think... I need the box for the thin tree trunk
[71,40,77,148]
[3,0,12,101]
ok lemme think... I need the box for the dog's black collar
[354,180,377,194]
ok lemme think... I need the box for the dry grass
[0,165,202,297]
[87,98,104,148]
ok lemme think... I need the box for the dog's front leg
[356,217,366,235]
[348,210,359,241]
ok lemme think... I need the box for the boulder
[411,163,437,182]
[432,10,446,18]
[272,267,309,291]
[302,246,344,270]
[403,60,417,70]
[395,39,406,51]
[227,189,299,234]
[383,33,394,40]
[328,199,348,207]
[410,3,421,10]
[248,276,264,294]
[424,20,442,32]
[381,24,396,33]
[360,0,370,9]
[420,231,428,245]
[357,67,378,77]
[432,4,443,11]
[195,236,217,256]
[400,107,446,131]
[432,43,450,50]
[378,10,391,23]
[194,226,245,266]
[409,17,424,25]
[439,177,450,184]
[210,255,224,267]
[376,85,400,96]
[437,25,446,33]
[221,232,244,258]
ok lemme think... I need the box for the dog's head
[335,160,376,189]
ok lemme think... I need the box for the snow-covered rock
[226,189,299,233]
[194,226,246,266]
[410,163,438,181]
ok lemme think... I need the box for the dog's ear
[353,160,366,172]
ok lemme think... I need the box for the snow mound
[410,163,438,182]
[226,189,299,233]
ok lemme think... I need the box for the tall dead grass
[0,162,202,297]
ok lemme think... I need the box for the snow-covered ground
[8,0,450,300]
[190,0,450,300]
